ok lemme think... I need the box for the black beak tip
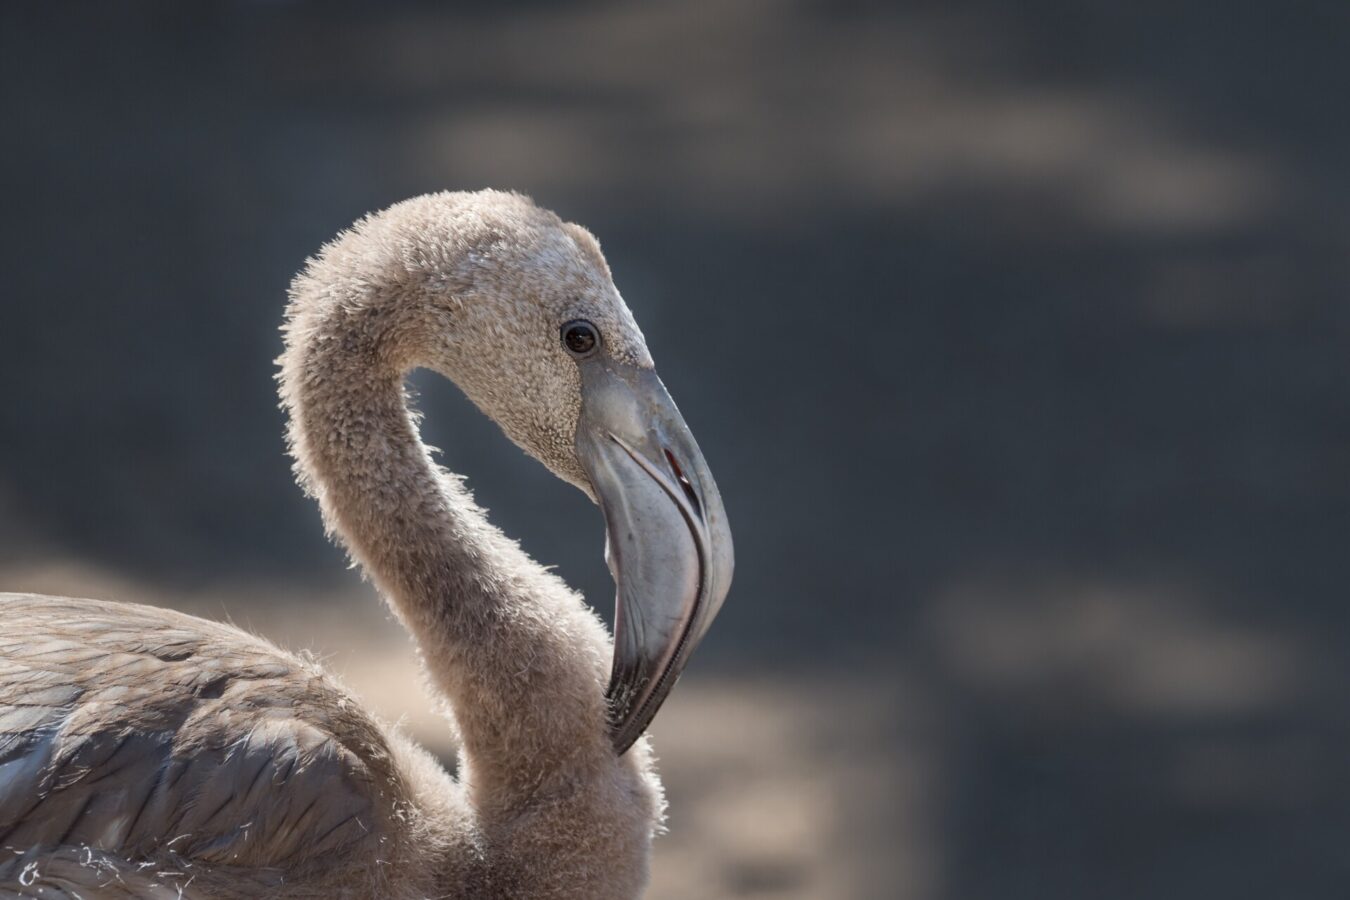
[606,676,667,755]
[605,686,640,754]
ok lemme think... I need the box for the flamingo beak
[574,358,734,754]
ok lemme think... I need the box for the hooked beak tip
[602,434,713,754]
[573,362,733,755]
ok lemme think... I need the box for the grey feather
[0,595,397,896]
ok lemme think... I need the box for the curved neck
[280,300,619,821]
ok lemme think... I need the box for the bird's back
[0,593,434,898]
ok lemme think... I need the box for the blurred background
[2,2,1348,897]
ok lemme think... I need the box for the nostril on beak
[664,447,703,518]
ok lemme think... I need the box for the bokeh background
[2,2,1348,897]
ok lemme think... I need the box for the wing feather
[0,593,413,895]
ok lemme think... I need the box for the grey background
[2,2,1348,897]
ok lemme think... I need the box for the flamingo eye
[561,320,600,357]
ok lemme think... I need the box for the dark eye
[561,319,600,357]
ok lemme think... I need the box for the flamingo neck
[279,297,630,823]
